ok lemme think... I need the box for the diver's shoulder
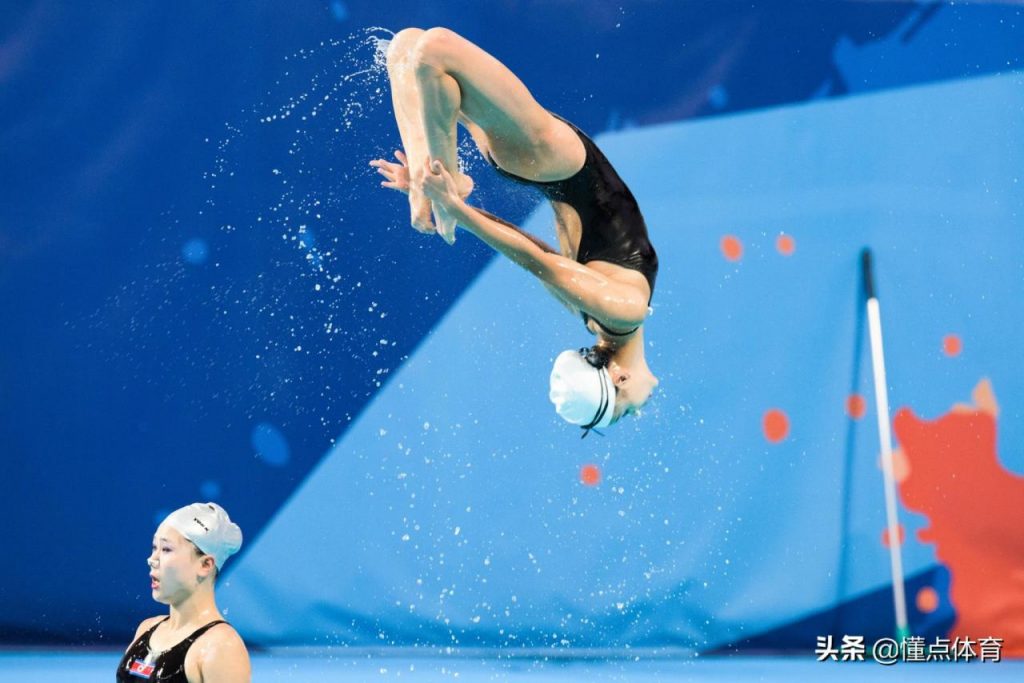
[131,615,166,643]
[196,620,248,650]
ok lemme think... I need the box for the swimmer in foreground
[118,502,250,682]
[371,27,659,434]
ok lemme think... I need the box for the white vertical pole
[862,249,910,640]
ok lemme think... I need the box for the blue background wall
[2,0,1022,649]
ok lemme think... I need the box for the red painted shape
[917,586,940,614]
[580,464,601,486]
[893,407,1024,656]
[943,334,962,357]
[776,234,795,256]
[846,394,866,420]
[763,409,789,443]
[721,235,743,261]
[881,523,905,548]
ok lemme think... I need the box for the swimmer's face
[608,365,658,424]
[147,524,216,605]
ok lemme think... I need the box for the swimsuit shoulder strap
[181,620,228,647]
[131,616,169,650]
[155,619,229,656]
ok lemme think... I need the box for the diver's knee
[386,28,425,68]
[411,27,461,70]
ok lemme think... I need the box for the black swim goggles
[577,347,613,438]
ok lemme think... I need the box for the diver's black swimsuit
[116,618,227,682]
[485,114,658,336]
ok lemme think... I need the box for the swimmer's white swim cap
[549,349,615,432]
[162,502,242,571]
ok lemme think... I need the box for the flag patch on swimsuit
[128,659,156,678]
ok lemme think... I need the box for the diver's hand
[369,150,410,195]
[371,150,435,233]
[420,159,469,245]
[419,159,464,212]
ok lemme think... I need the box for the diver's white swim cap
[549,349,615,432]
[162,502,242,571]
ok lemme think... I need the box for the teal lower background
[2,653,1021,683]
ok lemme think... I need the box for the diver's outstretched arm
[372,151,574,312]
[472,207,559,256]
[420,159,648,328]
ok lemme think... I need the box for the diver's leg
[410,43,466,243]
[386,28,436,233]
[410,27,585,183]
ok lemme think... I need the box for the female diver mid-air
[371,28,658,434]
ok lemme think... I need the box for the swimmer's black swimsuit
[485,114,658,336]
[116,618,227,682]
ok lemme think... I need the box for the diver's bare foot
[433,202,457,245]
[456,172,474,199]
[408,184,435,233]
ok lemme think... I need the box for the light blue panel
[221,71,1024,649]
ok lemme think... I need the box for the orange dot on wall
[916,586,939,614]
[881,524,905,548]
[721,235,743,261]
[762,409,790,443]
[776,234,796,256]
[580,464,601,486]
[846,394,866,420]
[943,334,962,357]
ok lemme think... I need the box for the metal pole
[861,248,910,641]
